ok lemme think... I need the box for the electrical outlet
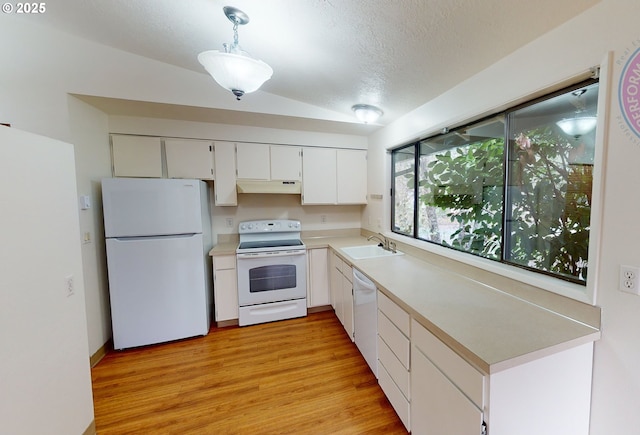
[225,218,234,228]
[320,215,327,224]
[65,275,75,297]
[619,265,640,294]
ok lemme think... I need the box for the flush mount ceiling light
[197,6,273,100]
[352,104,383,124]
[556,89,597,139]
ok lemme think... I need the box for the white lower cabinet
[307,248,330,308]
[212,254,238,322]
[377,291,410,431]
[329,250,354,341]
[410,317,594,435]
[341,267,353,341]
[411,319,484,434]
[330,252,343,320]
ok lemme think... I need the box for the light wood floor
[91,310,407,434]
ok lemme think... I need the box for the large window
[392,81,599,284]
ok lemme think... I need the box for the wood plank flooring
[91,311,407,434]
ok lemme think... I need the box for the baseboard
[308,305,333,314]
[90,339,112,368]
[83,419,96,435]
[216,319,239,328]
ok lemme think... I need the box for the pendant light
[556,89,597,139]
[198,6,273,100]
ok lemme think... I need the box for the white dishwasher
[353,268,378,377]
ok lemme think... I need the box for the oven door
[237,249,307,306]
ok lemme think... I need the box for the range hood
[236,180,301,194]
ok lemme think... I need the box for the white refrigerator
[102,177,213,350]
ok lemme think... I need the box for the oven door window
[249,264,297,292]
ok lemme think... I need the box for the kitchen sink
[341,245,404,260]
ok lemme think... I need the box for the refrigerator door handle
[110,233,199,242]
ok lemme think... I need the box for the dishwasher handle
[353,269,376,292]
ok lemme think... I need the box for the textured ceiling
[25,0,599,132]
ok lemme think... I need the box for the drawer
[214,255,236,270]
[334,254,344,272]
[411,319,485,408]
[378,361,410,431]
[378,310,410,368]
[378,335,409,398]
[377,291,409,336]
[342,264,352,282]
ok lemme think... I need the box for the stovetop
[237,219,304,253]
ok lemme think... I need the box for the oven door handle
[237,250,307,259]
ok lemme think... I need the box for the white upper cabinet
[111,135,162,178]
[302,147,337,204]
[213,141,238,206]
[237,143,302,181]
[302,147,367,205]
[165,139,214,180]
[236,143,270,180]
[270,145,302,181]
[337,149,367,204]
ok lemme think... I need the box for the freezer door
[102,177,204,237]
[106,234,210,349]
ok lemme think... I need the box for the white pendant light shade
[556,116,597,138]
[198,6,272,100]
[352,104,383,124]
[198,51,273,99]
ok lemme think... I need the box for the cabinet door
[213,142,237,206]
[165,139,214,180]
[271,145,302,181]
[236,143,270,180]
[307,248,330,308]
[302,147,337,204]
[331,255,343,322]
[111,135,162,178]
[342,270,354,342]
[337,149,367,204]
[411,345,483,434]
[213,255,238,322]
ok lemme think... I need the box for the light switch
[80,195,91,210]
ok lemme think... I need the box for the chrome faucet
[367,232,396,252]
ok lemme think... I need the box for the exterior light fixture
[556,89,597,139]
[198,6,273,100]
[352,104,383,124]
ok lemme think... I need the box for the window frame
[390,78,599,286]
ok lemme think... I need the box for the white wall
[0,127,94,434]
[368,1,640,433]
[68,97,113,355]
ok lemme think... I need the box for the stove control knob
[240,224,246,231]
[248,224,253,230]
